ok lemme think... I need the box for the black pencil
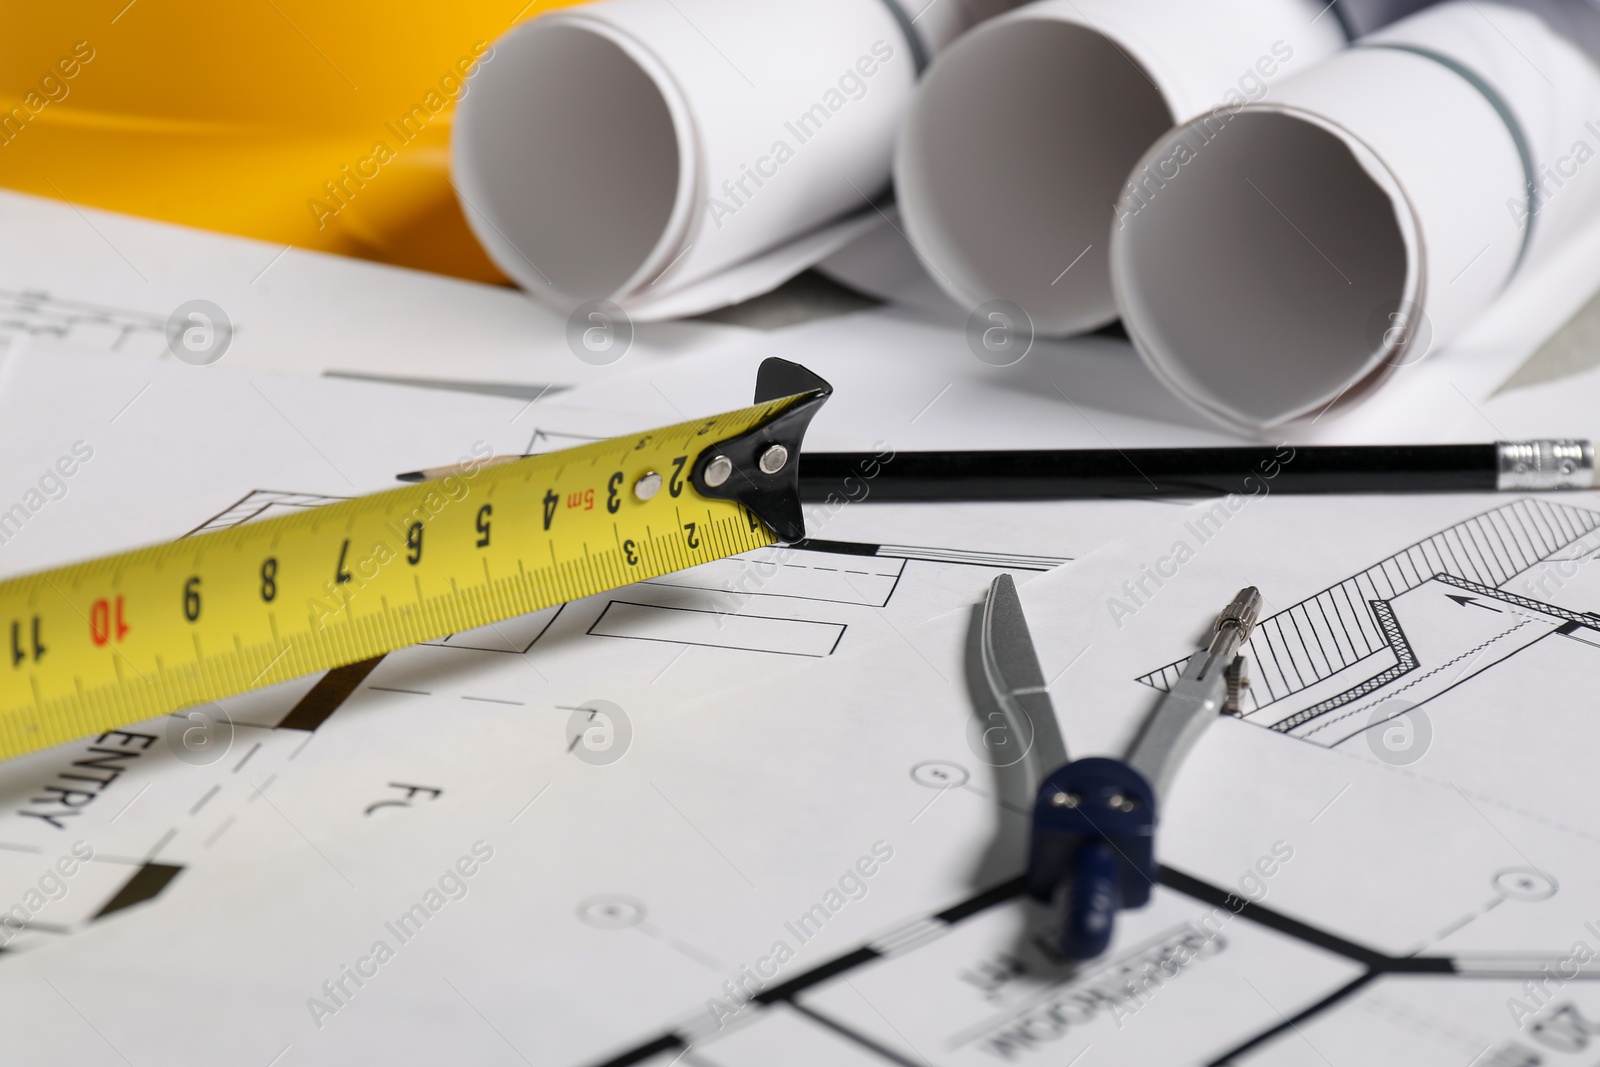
[796,440,1594,501]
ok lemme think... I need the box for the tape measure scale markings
[0,358,833,762]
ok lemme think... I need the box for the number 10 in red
[90,596,129,646]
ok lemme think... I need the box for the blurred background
[0,1,586,282]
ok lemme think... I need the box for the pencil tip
[395,471,425,483]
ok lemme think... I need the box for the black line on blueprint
[1481,515,1518,579]
[524,600,565,651]
[181,489,348,538]
[592,599,833,625]
[640,578,896,609]
[1520,499,1555,553]
[587,1033,684,1067]
[431,601,564,654]
[587,879,1028,1064]
[1510,505,1548,563]
[1436,572,1599,624]
[1158,866,1453,974]
[277,656,386,731]
[1271,599,1419,735]
[1333,582,1370,659]
[1438,529,1471,584]
[180,489,260,538]
[1550,499,1586,545]
[1204,971,1379,1066]
[1139,500,1600,705]
[1533,499,1570,552]
[875,546,1065,571]
[1306,601,1341,679]
[1474,517,1510,579]
[92,862,185,921]
[754,947,882,1006]
[883,558,906,607]
[790,1002,926,1067]
[587,601,844,657]
[589,863,1466,1067]
[1284,611,1317,689]
[1308,598,1341,674]
[1317,628,1563,747]
[1263,617,1299,694]
[935,875,1026,924]
[1472,515,1510,579]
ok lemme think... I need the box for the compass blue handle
[1026,757,1157,960]
[1062,838,1122,958]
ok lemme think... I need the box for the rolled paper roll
[1109,1,1600,431]
[452,0,1020,321]
[814,205,967,315]
[1334,0,1446,37]
[894,0,1348,337]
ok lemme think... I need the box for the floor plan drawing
[563,497,1600,1067]
[0,487,1067,959]
[4,471,1600,1065]
[580,842,1600,1067]
[182,489,351,536]
[0,287,170,357]
[1137,498,1600,746]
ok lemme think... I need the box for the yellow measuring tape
[0,359,831,762]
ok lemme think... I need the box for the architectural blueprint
[4,477,1599,1066]
[5,297,1600,1062]
[0,347,1176,985]
[583,496,1600,1067]
[0,287,169,357]
[0,484,1068,958]
[0,189,753,388]
[0,351,533,955]
[1140,497,1600,748]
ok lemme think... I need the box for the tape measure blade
[0,393,820,761]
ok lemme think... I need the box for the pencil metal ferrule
[1496,440,1594,491]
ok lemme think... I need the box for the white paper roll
[1110,1,1600,431]
[814,205,967,315]
[893,0,1346,336]
[453,0,1019,321]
